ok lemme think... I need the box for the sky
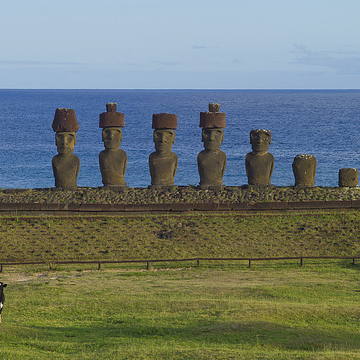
[1,0,360,89]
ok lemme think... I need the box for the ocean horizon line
[1,88,360,91]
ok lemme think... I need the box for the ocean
[0,89,359,189]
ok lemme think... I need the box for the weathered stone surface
[52,108,79,132]
[339,168,358,187]
[149,114,178,187]
[292,154,317,187]
[99,128,127,188]
[152,113,177,129]
[52,132,80,189]
[99,103,125,128]
[106,103,117,112]
[1,186,360,205]
[197,103,226,189]
[245,129,274,185]
[208,103,220,112]
[99,104,127,188]
[199,103,226,129]
[51,108,80,190]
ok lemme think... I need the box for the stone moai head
[292,154,317,187]
[339,168,359,187]
[52,108,79,154]
[55,132,76,154]
[200,103,226,151]
[250,129,272,153]
[99,103,125,150]
[152,113,177,154]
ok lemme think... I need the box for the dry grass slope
[0,210,359,262]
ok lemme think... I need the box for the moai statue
[339,168,358,187]
[52,108,80,189]
[292,154,317,187]
[99,103,127,189]
[245,129,274,186]
[197,103,226,189]
[149,113,178,189]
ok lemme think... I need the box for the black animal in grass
[0,282,7,323]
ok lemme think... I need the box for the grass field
[0,210,360,262]
[0,262,359,359]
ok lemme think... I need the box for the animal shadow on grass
[30,320,360,352]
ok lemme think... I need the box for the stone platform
[0,186,359,213]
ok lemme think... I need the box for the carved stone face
[250,131,271,153]
[153,129,175,154]
[55,132,76,154]
[202,128,224,151]
[102,127,122,150]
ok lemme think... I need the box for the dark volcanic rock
[0,186,359,205]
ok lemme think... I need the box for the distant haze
[2,0,360,89]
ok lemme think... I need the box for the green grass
[0,211,360,261]
[0,263,359,359]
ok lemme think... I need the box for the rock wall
[1,186,360,205]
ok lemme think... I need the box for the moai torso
[198,150,226,187]
[245,152,274,186]
[339,168,358,187]
[292,154,316,187]
[52,153,80,189]
[99,149,127,186]
[149,152,178,186]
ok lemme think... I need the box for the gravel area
[0,185,359,205]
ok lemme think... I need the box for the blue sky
[1,0,360,88]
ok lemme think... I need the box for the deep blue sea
[0,89,359,188]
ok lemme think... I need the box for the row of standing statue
[51,103,359,190]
